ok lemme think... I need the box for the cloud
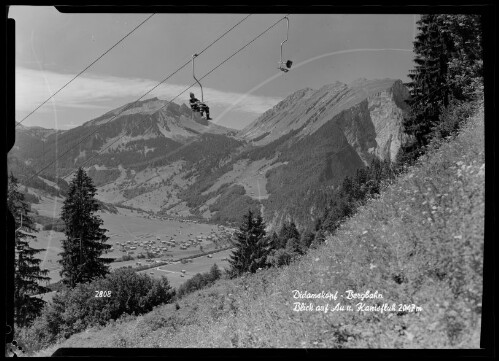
[15,66,282,116]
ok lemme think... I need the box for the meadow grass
[27,104,484,353]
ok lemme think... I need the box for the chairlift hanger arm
[280,16,289,65]
[192,54,204,102]
[278,16,292,72]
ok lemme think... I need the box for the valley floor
[28,202,233,306]
[29,104,484,353]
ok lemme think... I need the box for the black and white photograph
[4,4,493,356]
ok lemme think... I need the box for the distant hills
[9,78,410,229]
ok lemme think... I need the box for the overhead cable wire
[16,13,156,128]
[24,14,252,184]
[58,14,290,182]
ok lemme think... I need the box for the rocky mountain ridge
[10,78,410,229]
[240,78,409,163]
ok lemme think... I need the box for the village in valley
[30,192,238,301]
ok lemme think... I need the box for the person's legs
[205,107,211,120]
[200,104,212,120]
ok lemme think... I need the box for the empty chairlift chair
[278,16,293,73]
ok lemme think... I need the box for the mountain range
[9,78,410,230]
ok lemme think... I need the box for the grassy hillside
[28,105,484,353]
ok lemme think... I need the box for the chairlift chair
[278,17,293,72]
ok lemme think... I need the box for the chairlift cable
[83,64,474,189]
[16,13,156,128]
[59,15,290,182]
[23,14,252,185]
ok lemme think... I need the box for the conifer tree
[209,263,222,281]
[439,14,483,100]
[228,210,269,276]
[300,230,315,250]
[59,168,112,288]
[285,237,304,256]
[7,174,50,326]
[404,15,453,151]
[267,231,280,253]
[402,14,482,161]
[278,221,300,249]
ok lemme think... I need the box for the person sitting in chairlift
[189,92,212,120]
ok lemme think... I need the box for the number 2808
[95,291,112,297]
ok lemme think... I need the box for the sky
[10,7,418,130]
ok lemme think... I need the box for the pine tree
[285,237,304,256]
[439,14,483,100]
[300,230,315,250]
[278,221,300,249]
[59,168,112,288]
[7,174,50,327]
[228,210,269,276]
[404,15,452,149]
[209,263,222,281]
[268,231,280,250]
[402,14,482,161]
